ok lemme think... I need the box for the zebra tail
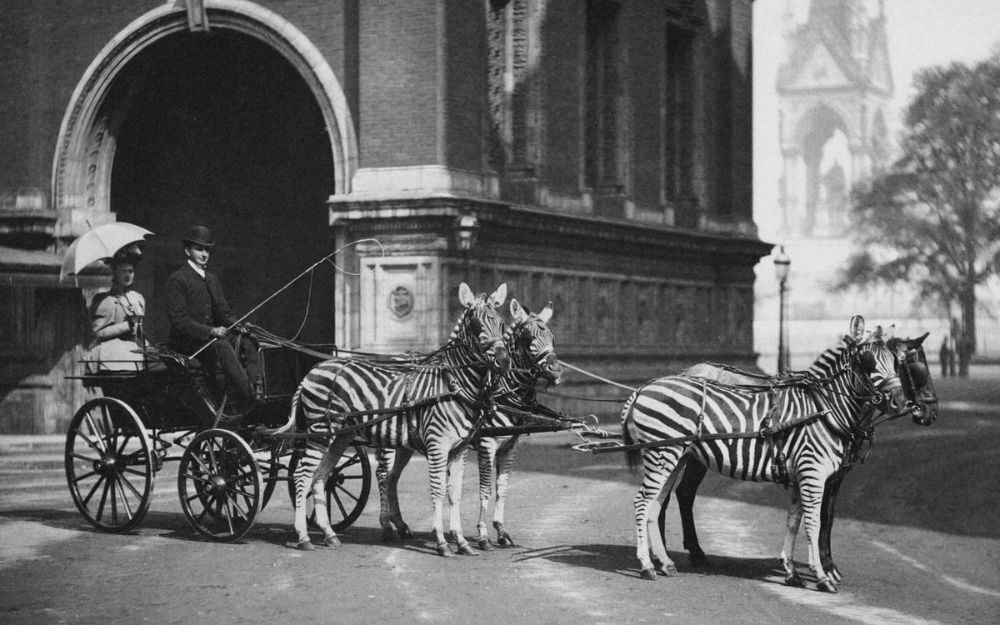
[620,390,642,474]
[263,386,301,435]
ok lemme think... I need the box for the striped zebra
[620,316,906,591]
[276,282,510,553]
[664,328,937,587]
[471,299,561,550]
[376,298,563,552]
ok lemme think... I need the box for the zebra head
[833,315,902,411]
[887,332,938,426]
[456,282,510,373]
[508,299,562,386]
[845,316,936,425]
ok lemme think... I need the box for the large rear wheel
[177,429,261,541]
[65,397,154,533]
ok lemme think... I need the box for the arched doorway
[52,2,358,345]
[107,29,335,342]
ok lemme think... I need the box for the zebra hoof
[658,563,679,577]
[287,539,315,551]
[785,572,805,588]
[322,534,341,547]
[497,534,516,548]
[457,543,480,556]
[640,568,658,581]
[478,539,495,551]
[817,578,838,594]
[397,525,413,540]
[688,549,709,567]
[436,542,454,557]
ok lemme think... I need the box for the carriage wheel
[287,443,371,532]
[177,429,261,541]
[65,397,154,533]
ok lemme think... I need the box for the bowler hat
[181,225,215,247]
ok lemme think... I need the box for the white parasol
[60,222,154,283]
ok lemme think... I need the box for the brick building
[0,0,768,433]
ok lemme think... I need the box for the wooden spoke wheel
[287,443,371,532]
[178,429,261,541]
[65,397,154,533]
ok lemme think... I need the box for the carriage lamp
[454,215,480,283]
[454,215,480,252]
[774,245,791,374]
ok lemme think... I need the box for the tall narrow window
[665,23,695,206]
[585,0,621,191]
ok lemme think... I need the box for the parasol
[59,222,154,283]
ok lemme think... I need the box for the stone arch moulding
[51,0,358,239]
[789,103,853,151]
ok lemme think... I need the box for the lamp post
[774,245,791,374]
[453,215,480,284]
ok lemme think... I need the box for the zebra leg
[446,447,477,556]
[475,437,498,550]
[780,485,805,587]
[426,442,455,557]
[291,445,320,550]
[672,456,709,566]
[798,474,838,593]
[377,447,413,541]
[492,435,521,548]
[635,448,682,580]
[819,469,849,583]
[309,435,356,548]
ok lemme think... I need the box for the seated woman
[88,250,150,372]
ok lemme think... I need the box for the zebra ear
[849,315,866,341]
[510,298,528,323]
[489,283,508,308]
[459,282,475,308]
[537,302,553,324]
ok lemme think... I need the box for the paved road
[1,391,998,625]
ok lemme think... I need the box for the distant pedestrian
[948,340,957,377]
[939,337,952,378]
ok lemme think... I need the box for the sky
[753,0,1000,236]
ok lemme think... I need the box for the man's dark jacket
[165,263,238,353]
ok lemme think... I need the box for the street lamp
[774,245,791,374]
[453,215,480,283]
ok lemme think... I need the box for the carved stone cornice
[328,195,771,266]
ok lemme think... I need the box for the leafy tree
[840,52,1000,375]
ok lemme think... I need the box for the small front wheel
[177,429,261,541]
[65,397,154,533]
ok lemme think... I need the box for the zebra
[275,282,510,553]
[376,298,563,552]
[662,326,938,587]
[471,298,562,550]
[620,316,908,591]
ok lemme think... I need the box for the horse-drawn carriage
[64,262,939,593]
[65,333,372,541]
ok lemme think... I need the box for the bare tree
[840,53,1000,375]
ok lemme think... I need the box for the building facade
[0,0,768,433]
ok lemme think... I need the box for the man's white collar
[187,260,206,278]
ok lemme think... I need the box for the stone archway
[51,0,358,343]
[783,104,852,237]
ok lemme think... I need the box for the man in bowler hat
[166,225,261,410]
